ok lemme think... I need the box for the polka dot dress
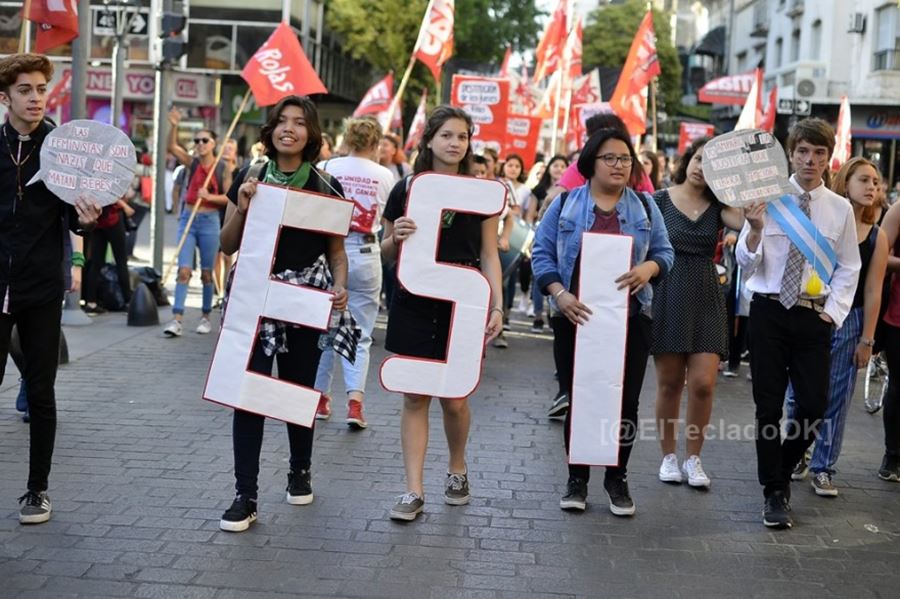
[650,189,728,359]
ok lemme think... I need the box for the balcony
[874,49,900,71]
[751,1,769,37]
[786,0,804,18]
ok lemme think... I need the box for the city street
[1,244,899,598]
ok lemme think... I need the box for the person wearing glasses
[532,129,673,517]
[164,108,232,337]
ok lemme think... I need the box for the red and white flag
[353,73,394,117]
[24,0,79,53]
[45,68,71,111]
[832,95,852,171]
[533,0,567,82]
[759,84,778,133]
[734,69,763,131]
[499,46,512,78]
[405,90,428,151]
[562,16,583,84]
[377,104,403,132]
[510,61,537,114]
[698,71,758,105]
[572,70,602,106]
[414,0,454,82]
[609,10,661,136]
[241,22,327,107]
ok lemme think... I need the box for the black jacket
[0,120,80,313]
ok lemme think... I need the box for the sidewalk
[1,224,899,597]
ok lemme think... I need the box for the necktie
[779,192,812,309]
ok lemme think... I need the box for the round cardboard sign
[31,120,137,207]
[701,129,795,208]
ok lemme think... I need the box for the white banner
[569,234,632,466]
[379,173,506,398]
[204,184,354,427]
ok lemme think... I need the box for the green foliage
[582,0,682,112]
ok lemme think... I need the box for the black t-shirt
[228,163,345,273]
[383,177,485,264]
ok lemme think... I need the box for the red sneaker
[315,395,331,420]
[346,400,367,430]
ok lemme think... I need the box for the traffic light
[160,11,187,62]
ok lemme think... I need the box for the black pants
[552,313,652,482]
[84,219,132,305]
[125,203,149,257]
[233,326,321,498]
[725,275,748,371]
[0,300,62,492]
[882,324,900,457]
[749,296,831,497]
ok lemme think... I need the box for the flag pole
[383,0,435,134]
[162,88,252,287]
[650,79,658,152]
[19,0,32,53]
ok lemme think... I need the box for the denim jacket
[531,183,674,317]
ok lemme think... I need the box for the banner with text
[451,75,510,154]
[502,114,542,169]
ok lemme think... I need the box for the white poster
[379,173,506,399]
[204,183,354,427]
[569,233,632,466]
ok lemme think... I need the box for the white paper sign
[701,128,795,208]
[569,234,632,466]
[204,183,354,427]
[30,119,136,207]
[380,173,506,398]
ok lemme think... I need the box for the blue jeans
[315,234,382,397]
[173,210,220,316]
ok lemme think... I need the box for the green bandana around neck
[264,161,312,189]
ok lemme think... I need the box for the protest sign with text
[502,114,542,169]
[450,75,510,154]
[701,129,794,208]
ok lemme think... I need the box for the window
[736,51,748,72]
[791,29,801,62]
[875,3,899,70]
[775,37,783,68]
[810,20,822,58]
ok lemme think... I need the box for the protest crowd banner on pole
[450,75,510,154]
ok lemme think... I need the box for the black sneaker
[286,469,314,505]
[560,477,587,511]
[791,449,811,481]
[220,495,257,532]
[502,316,511,332]
[878,454,900,482]
[762,490,793,528]
[547,392,569,420]
[18,491,51,524]
[444,471,471,505]
[530,318,545,333]
[603,477,635,517]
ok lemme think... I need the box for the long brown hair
[832,157,882,225]
[413,105,474,175]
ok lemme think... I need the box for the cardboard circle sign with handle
[29,119,136,207]
[701,128,795,208]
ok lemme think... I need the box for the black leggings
[883,324,900,458]
[232,326,322,498]
[552,313,652,483]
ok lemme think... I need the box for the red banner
[241,23,326,107]
[415,0,455,81]
[26,0,79,53]
[698,71,757,105]
[451,75,510,153]
[609,11,661,136]
[405,90,428,151]
[678,122,715,154]
[502,114,542,169]
[534,0,567,82]
[353,73,394,117]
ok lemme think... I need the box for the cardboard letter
[380,173,506,398]
[569,234,632,466]
[204,184,354,427]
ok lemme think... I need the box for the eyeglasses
[193,137,212,145]
[596,154,633,167]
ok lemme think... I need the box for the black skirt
[385,287,453,360]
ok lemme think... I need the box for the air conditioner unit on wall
[848,12,866,33]
[796,77,827,98]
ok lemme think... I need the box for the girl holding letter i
[381,106,504,522]
[531,129,673,517]
[216,96,348,533]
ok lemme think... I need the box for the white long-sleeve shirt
[735,175,861,328]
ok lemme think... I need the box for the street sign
[776,98,812,116]
[92,8,149,37]
[794,99,812,116]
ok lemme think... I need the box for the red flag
[405,90,428,151]
[609,10,661,136]
[572,70,601,106]
[414,0,454,81]
[759,84,778,133]
[533,0,567,82]
[698,71,758,105]
[45,68,71,111]
[832,95,852,172]
[499,46,512,77]
[678,122,715,154]
[25,0,79,53]
[510,61,537,114]
[241,22,326,107]
[377,104,403,132]
[563,16,583,83]
[353,73,394,117]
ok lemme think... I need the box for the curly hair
[0,53,53,91]
[342,116,382,153]
[259,95,322,163]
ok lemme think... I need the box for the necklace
[4,127,37,203]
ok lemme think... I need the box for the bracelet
[71,252,85,268]
[490,307,503,317]
[553,288,566,300]
[860,337,875,347]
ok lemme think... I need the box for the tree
[582,0,682,113]
[325,0,544,107]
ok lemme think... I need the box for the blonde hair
[832,157,881,225]
[342,117,382,153]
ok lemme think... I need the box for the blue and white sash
[766,194,836,283]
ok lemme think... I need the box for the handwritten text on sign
[31,120,136,207]
[701,129,794,208]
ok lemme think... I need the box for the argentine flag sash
[766,194,837,284]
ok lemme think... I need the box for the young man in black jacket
[0,53,101,524]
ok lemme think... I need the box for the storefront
[850,106,899,191]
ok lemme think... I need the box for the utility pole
[69,0,91,120]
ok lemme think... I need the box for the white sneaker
[196,317,212,334]
[517,296,529,314]
[658,453,682,483]
[682,455,711,489]
[163,320,183,337]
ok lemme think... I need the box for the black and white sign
[701,129,795,208]
[92,8,149,37]
[776,98,812,116]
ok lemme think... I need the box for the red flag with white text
[414,0,455,81]
[562,16,583,83]
[533,0,567,82]
[698,71,757,105]
[241,22,327,107]
[678,122,716,153]
[405,90,428,151]
[25,0,79,53]
[502,114,542,169]
[353,73,394,117]
[609,10,661,136]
